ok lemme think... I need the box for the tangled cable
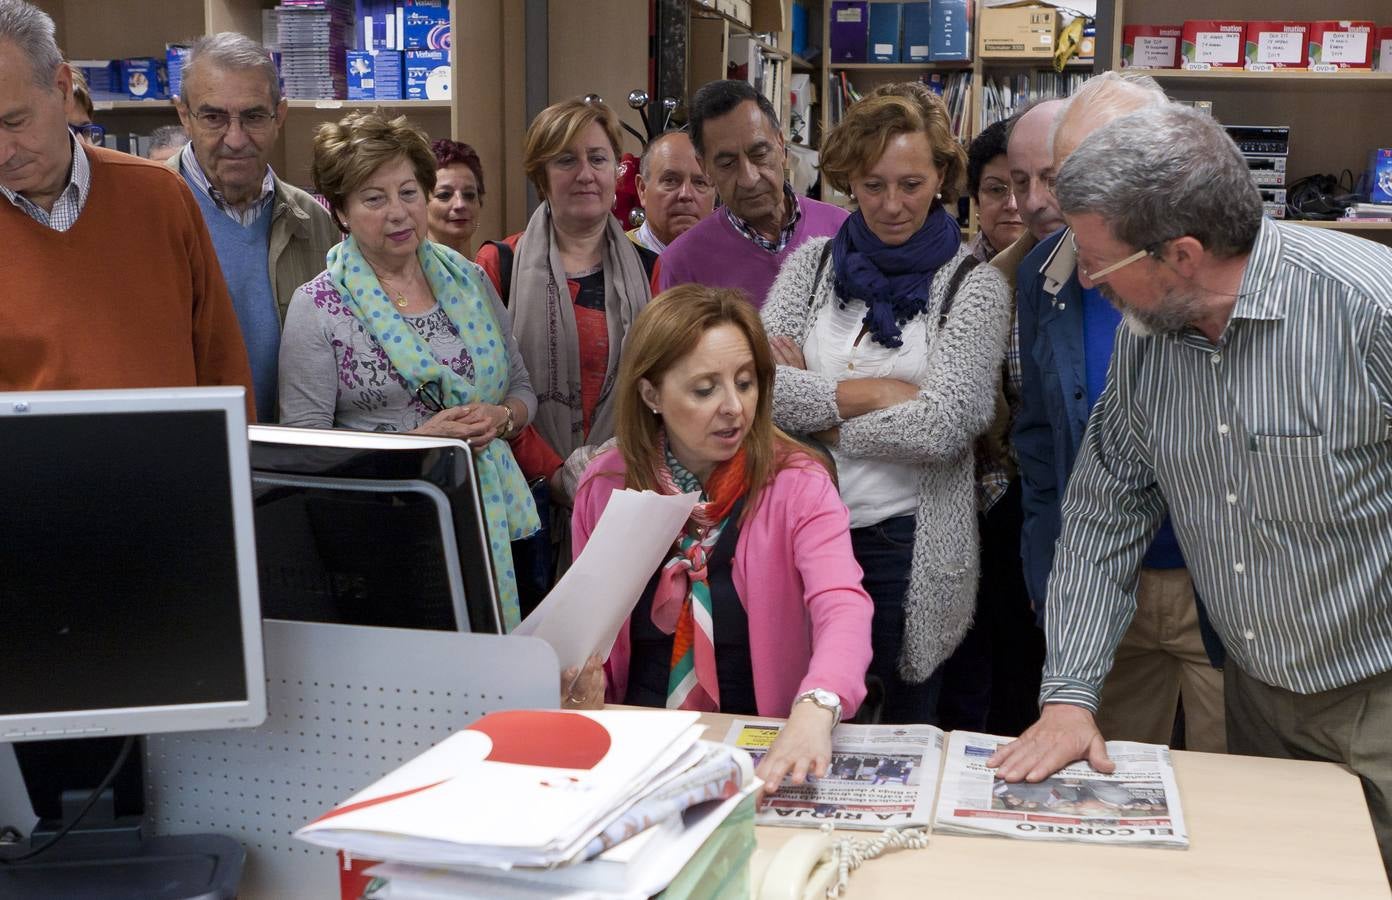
[821,822,931,898]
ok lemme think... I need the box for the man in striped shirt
[990,104,1392,875]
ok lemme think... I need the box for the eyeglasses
[415,380,446,413]
[1070,231,1161,282]
[72,123,105,145]
[978,182,1013,204]
[190,110,276,134]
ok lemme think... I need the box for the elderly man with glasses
[1010,72,1228,759]
[172,32,339,421]
[0,0,254,415]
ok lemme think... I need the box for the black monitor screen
[0,411,248,715]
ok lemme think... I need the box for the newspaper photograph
[723,720,944,831]
[933,730,1189,848]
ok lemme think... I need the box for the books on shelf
[979,70,1091,128]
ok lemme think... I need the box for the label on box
[910,44,929,56]
[1122,26,1181,68]
[874,43,892,54]
[836,7,862,22]
[1193,31,1240,63]
[1379,36,1392,72]
[1322,31,1369,64]
[1257,32,1303,63]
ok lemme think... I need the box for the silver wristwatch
[794,688,842,728]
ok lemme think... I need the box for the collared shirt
[1041,219,1392,711]
[629,219,667,254]
[179,141,275,227]
[1,130,92,232]
[726,183,802,254]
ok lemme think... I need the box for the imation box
[829,1,869,63]
[1309,20,1375,69]
[402,4,450,51]
[1376,26,1392,72]
[346,49,403,100]
[1121,24,1181,68]
[1244,21,1309,69]
[902,2,931,63]
[980,4,1058,59]
[403,49,450,100]
[1370,149,1392,204]
[930,0,972,61]
[1181,20,1246,68]
[867,2,903,63]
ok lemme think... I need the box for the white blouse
[803,296,928,528]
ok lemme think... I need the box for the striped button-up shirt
[726,183,802,254]
[1,131,92,232]
[1042,219,1392,711]
[179,142,275,227]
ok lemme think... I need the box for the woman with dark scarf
[762,87,1012,725]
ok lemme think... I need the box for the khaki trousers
[1226,663,1392,880]
[1094,567,1227,753]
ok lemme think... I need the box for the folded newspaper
[933,730,1189,848]
[723,720,943,831]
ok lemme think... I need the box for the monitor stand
[0,737,245,900]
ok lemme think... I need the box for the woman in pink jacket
[570,284,873,793]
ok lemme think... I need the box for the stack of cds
[276,0,354,100]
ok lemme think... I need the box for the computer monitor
[247,426,503,634]
[0,386,264,897]
[0,387,265,741]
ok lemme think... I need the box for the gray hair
[182,32,281,105]
[638,130,693,181]
[1055,104,1262,258]
[149,124,189,153]
[1050,71,1167,157]
[0,0,63,85]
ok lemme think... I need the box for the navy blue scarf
[831,204,962,348]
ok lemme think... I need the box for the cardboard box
[165,44,190,99]
[1376,26,1392,72]
[1244,21,1308,69]
[402,4,450,51]
[403,49,450,100]
[980,5,1058,59]
[346,49,402,100]
[1309,20,1374,69]
[867,2,903,63]
[829,1,869,63]
[71,59,122,101]
[1180,20,1245,68]
[902,2,931,63]
[1121,24,1181,68]
[929,0,972,61]
[1371,149,1392,204]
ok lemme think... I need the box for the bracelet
[498,403,516,439]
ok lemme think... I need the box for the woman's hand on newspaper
[754,702,834,800]
[561,654,605,710]
[987,704,1115,782]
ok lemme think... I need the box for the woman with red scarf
[568,285,874,795]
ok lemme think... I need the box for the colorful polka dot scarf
[327,235,540,630]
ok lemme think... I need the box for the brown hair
[819,86,966,203]
[613,285,826,522]
[67,63,93,117]
[311,110,437,232]
[522,97,623,200]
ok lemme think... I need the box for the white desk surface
[694,712,1391,899]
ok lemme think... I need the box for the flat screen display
[0,410,249,716]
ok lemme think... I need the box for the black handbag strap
[488,239,515,307]
[937,255,981,330]
[807,239,834,307]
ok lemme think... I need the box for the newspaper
[723,720,943,831]
[933,731,1189,848]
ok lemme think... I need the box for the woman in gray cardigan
[762,86,1011,724]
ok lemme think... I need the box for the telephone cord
[820,823,930,898]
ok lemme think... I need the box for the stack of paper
[295,709,758,895]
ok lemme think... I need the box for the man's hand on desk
[754,701,834,802]
[988,704,1115,783]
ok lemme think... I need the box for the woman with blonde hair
[568,285,873,795]
[475,97,658,505]
[762,86,1012,724]
[277,110,539,630]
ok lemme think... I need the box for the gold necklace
[377,274,411,310]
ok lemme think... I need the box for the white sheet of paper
[513,489,699,672]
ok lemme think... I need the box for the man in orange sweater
[0,0,254,417]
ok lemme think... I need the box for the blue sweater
[187,183,280,421]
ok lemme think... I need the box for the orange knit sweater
[0,144,255,417]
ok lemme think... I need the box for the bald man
[627,131,716,254]
[1011,73,1226,756]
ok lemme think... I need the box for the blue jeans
[850,515,942,725]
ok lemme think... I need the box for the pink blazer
[572,448,873,718]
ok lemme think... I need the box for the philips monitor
[247,425,503,634]
[0,387,266,741]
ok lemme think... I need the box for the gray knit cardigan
[762,237,1013,683]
